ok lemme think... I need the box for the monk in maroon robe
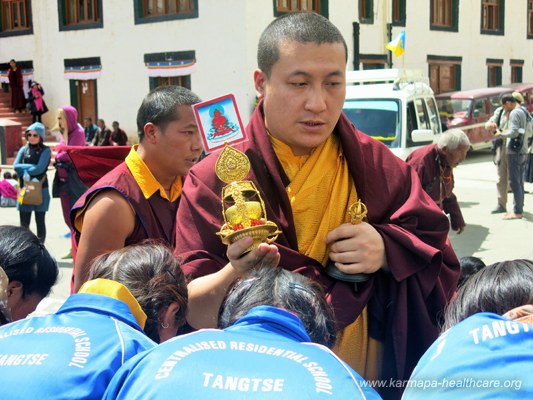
[174,13,459,399]
[406,129,470,234]
[7,59,26,113]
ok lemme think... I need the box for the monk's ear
[254,69,267,99]
[143,123,158,144]
[7,281,23,305]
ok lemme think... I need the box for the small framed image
[192,94,248,152]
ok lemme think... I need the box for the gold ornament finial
[215,145,250,183]
[215,144,280,253]
[348,200,368,225]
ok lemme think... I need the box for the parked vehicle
[343,69,441,160]
[435,87,512,150]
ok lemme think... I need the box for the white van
[343,69,442,159]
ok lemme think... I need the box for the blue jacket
[403,312,532,399]
[13,144,51,212]
[0,293,155,399]
[104,305,381,399]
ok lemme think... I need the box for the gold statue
[215,145,280,252]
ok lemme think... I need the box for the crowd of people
[1,11,532,400]
[83,117,129,146]
[4,60,131,257]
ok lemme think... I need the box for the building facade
[0,0,531,136]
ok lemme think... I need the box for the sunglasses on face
[26,133,40,138]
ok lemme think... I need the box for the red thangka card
[192,94,248,152]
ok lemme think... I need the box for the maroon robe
[175,105,459,397]
[406,144,465,231]
[71,162,178,248]
[7,67,26,111]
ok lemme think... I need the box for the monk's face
[153,105,203,177]
[254,39,346,156]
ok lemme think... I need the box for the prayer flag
[385,31,406,57]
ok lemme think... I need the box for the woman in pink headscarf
[53,106,87,258]
[27,81,48,123]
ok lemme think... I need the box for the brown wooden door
[76,80,97,122]
[430,63,456,95]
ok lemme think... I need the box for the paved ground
[1,149,532,315]
[447,149,533,263]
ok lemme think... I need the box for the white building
[1,0,531,137]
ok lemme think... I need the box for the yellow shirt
[125,145,182,202]
[74,145,182,231]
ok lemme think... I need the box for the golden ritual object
[215,145,281,252]
[324,199,370,288]
[348,200,368,225]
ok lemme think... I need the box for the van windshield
[342,99,401,148]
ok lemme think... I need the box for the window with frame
[145,51,195,91]
[58,0,102,30]
[487,63,502,87]
[392,0,405,26]
[0,0,30,32]
[362,61,387,70]
[431,0,458,30]
[359,0,373,24]
[359,54,388,70]
[143,0,193,17]
[65,0,99,24]
[275,0,319,12]
[481,0,504,34]
[135,0,198,23]
[510,61,523,83]
[528,0,533,37]
[150,76,191,90]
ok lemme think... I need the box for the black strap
[496,107,504,128]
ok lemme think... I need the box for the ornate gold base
[218,222,281,253]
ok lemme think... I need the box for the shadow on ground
[449,223,489,259]
[457,201,479,210]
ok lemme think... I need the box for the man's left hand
[325,222,387,274]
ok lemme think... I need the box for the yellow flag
[385,31,406,57]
